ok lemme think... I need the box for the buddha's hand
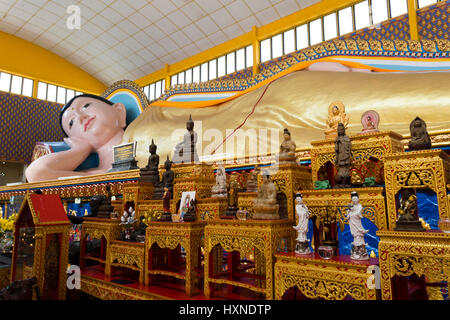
[64,137,94,154]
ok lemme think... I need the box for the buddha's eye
[69,119,74,128]
[83,103,91,109]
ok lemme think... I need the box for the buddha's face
[414,119,421,127]
[295,196,303,204]
[333,106,339,115]
[187,121,194,131]
[61,97,126,150]
[351,195,359,205]
[337,124,345,136]
[284,133,290,141]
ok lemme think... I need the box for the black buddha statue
[408,116,432,151]
[334,123,352,188]
[161,155,174,196]
[91,185,114,219]
[139,139,161,185]
[183,198,196,222]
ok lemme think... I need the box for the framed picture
[179,191,196,219]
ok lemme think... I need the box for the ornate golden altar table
[299,187,387,230]
[109,240,145,285]
[204,219,296,300]
[274,252,379,300]
[145,221,205,296]
[80,218,121,276]
[383,149,450,229]
[310,131,404,183]
[377,230,450,300]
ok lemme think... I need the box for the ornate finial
[188,114,193,123]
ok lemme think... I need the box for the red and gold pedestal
[137,200,165,222]
[204,219,295,300]
[109,240,145,285]
[377,230,450,300]
[172,163,215,211]
[384,150,450,229]
[237,192,257,217]
[80,218,121,277]
[121,182,154,212]
[197,197,228,220]
[300,187,388,230]
[274,252,379,300]
[310,131,404,183]
[145,221,205,296]
[0,265,10,290]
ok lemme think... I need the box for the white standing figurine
[127,206,136,224]
[121,211,128,224]
[293,193,311,254]
[347,191,369,260]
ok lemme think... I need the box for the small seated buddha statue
[253,171,279,220]
[408,116,432,151]
[211,165,227,197]
[161,155,174,196]
[90,185,114,219]
[139,139,161,185]
[278,128,297,164]
[360,110,380,134]
[324,101,349,140]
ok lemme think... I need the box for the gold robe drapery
[123,70,450,164]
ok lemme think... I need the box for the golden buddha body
[325,101,349,140]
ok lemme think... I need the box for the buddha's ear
[112,102,127,128]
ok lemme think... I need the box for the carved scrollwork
[209,234,266,256]
[111,253,142,268]
[390,254,448,283]
[282,275,366,300]
[148,235,185,250]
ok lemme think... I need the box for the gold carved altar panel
[0,266,10,290]
[121,182,154,212]
[204,219,296,300]
[299,187,387,230]
[145,221,205,296]
[274,253,379,300]
[310,131,404,183]
[384,150,450,229]
[197,197,228,220]
[81,218,121,277]
[377,230,450,300]
[238,192,257,217]
[137,200,165,222]
[109,240,145,284]
[81,275,166,300]
[171,163,215,211]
